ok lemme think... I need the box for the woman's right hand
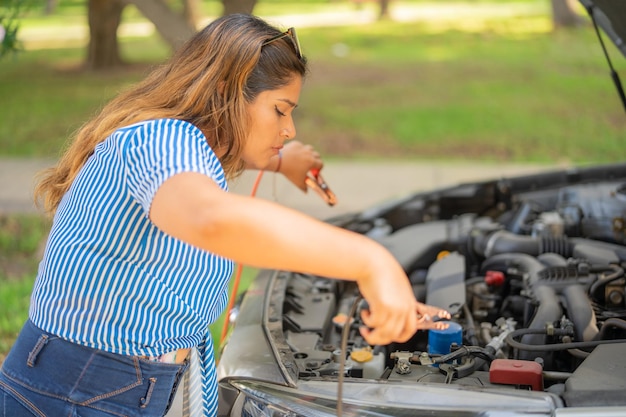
[356,249,450,346]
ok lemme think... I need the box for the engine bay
[273,165,626,407]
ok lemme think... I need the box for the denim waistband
[1,320,188,417]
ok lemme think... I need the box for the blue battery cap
[428,321,463,355]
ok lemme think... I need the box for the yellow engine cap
[350,348,373,363]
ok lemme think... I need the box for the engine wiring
[505,327,626,352]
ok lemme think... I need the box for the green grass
[2,2,625,163]
[295,18,626,163]
[0,39,167,157]
[0,275,35,359]
[0,214,51,360]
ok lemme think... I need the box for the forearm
[150,172,393,284]
[199,192,384,281]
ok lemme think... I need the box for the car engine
[276,165,626,407]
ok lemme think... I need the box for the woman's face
[242,75,302,169]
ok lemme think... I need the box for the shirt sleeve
[120,119,228,214]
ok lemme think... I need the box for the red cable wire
[219,170,265,346]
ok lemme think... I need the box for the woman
[0,14,449,417]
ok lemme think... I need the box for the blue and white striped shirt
[30,118,233,416]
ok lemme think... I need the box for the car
[216,2,626,416]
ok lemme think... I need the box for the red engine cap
[489,358,543,391]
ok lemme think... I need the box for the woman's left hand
[277,141,323,192]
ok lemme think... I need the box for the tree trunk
[128,0,196,50]
[551,0,585,28]
[378,0,391,20]
[221,0,258,16]
[86,0,126,70]
[182,0,201,29]
[128,0,196,51]
[45,0,58,15]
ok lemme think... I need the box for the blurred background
[1,0,625,359]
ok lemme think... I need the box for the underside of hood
[579,0,626,57]
[578,0,626,113]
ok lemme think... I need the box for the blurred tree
[0,0,28,59]
[2,0,593,68]
[130,0,195,48]
[551,0,585,28]
[86,0,259,70]
[378,0,390,20]
[182,0,201,27]
[86,0,195,70]
[222,0,257,15]
[352,0,392,20]
[44,0,57,15]
[86,0,125,69]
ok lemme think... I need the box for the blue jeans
[0,320,188,417]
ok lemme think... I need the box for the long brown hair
[35,14,308,216]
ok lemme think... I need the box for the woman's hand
[415,301,451,327]
[277,141,323,192]
[356,250,451,346]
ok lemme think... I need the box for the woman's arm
[150,172,448,346]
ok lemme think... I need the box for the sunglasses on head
[262,27,302,60]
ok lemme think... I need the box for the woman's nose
[281,118,296,140]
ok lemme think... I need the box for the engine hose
[543,371,573,381]
[434,345,495,364]
[506,328,626,351]
[519,285,563,360]
[540,236,572,256]
[537,253,568,267]
[474,230,626,263]
[597,318,626,340]
[481,253,545,280]
[562,285,599,341]
[570,238,626,262]
[505,202,533,235]
[481,254,584,360]
[473,230,573,258]
[537,265,585,282]
[589,264,623,273]
[462,304,479,346]
[567,348,590,359]
[434,345,495,376]
[439,357,477,380]
[589,264,624,299]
